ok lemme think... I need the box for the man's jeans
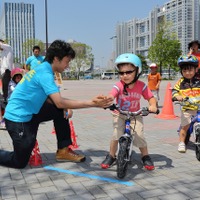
[0,102,72,168]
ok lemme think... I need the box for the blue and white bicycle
[174,97,200,161]
[108,104,159,178]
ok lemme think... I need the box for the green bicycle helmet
[178,55,198,68]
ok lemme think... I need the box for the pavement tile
[138,188,167,198]
[0,186,15,199]
[1,79,200,199]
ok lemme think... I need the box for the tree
[70,42,94,80]
[148,19,182,76]
[137,54,148,72]
[22,39,45,59]
[165,39,182,78]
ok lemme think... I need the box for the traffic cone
[69,120,79,149]
[29,140,43,166]
[155,82,178,120]
[51,127,56,134]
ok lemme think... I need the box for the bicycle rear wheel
[117,138,130,179]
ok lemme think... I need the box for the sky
[1,0,168,67]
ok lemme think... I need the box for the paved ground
[1,78,200,200]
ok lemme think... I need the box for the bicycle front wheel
[117,138,129,179]
[195,135,200,161]
[185,129,190,145]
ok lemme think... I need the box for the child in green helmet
[172,55,199,153]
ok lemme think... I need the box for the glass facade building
[115,0,200,59]
[0,2,35,64]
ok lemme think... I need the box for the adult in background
[187,40,200,78]
[0,40,113,169]
[0,39,14,99]
[25,45,44,70]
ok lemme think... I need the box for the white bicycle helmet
[149,63,158,68]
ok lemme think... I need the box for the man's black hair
[32,45,41,52]
[44,40,75,64]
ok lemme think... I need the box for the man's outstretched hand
[92,95,113,108]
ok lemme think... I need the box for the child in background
[101,53,157,170]
[0,68,23,128]
[172,55,200,153]
[147,63,161,106]
[7,68,23,100]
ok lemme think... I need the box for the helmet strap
[123,68,141,95]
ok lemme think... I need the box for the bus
[101,71,118,80]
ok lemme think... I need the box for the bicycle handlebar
[173,97,198,106]
[106,104,159,116]
[173,97,200,111]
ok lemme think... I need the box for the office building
[0,2,35,64]
[115,0,200,59]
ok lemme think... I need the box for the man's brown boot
[56,147,86,162]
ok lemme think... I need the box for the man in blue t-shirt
[25,45,44,70]
[0,40,113,169]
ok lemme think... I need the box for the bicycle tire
[195,135,200,161]
[117,138,129,179]
[185,130,190,145]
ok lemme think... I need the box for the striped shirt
[172,77,200,111]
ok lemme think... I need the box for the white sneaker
[178,142,186,153]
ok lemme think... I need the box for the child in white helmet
[147,63,161,106]
[101,53,157,171]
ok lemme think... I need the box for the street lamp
[110,35,117,61]
[110,35,117,76]
[110,35,117,40]
[45,0,48,52]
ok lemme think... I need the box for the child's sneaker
[142,155,155,170]
[101,154,116,169]
[178,142,186,153]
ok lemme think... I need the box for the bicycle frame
[190,108,200,141]
[177,100,200,139]
[117,115,133,162]
[114,106,149,155]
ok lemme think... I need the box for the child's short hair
[180,64,196,71]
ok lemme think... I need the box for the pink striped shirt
[110,80,153,112]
